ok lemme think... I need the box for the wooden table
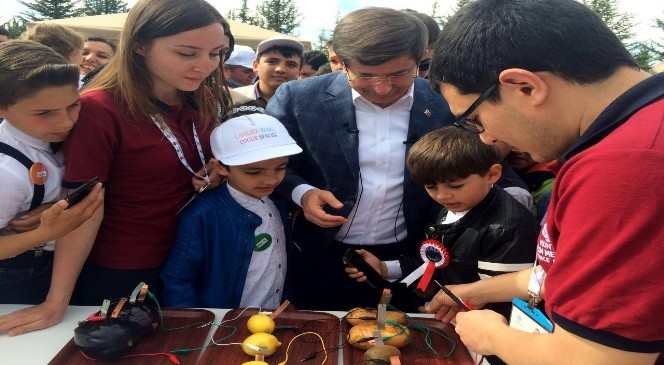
[0,305,474,365]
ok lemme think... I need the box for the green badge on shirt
[254,233,272,252]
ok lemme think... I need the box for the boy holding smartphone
[0,41,103,306]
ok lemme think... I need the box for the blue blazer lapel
[407,78,444,142]
[324,73,360,181]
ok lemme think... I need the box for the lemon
[242,333,282,356]
[247,313,275,334]
[241,362,269,365]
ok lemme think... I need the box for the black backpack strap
[0,142,45,210]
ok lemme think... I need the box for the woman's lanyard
[150,114,209,185]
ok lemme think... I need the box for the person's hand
[454,310,508,355]
[0,299,67,336]
[34,183,103,242]
[301,189,348,228]
[345,249,388,282]
[192,159,224,192]
[7,203,54,233]
[422,283,481,323]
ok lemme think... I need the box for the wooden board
[49,308,215,365]
[198,309,341,364]
[342,317,474,365]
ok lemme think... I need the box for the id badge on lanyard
[151,115,210,214]
[509,264,554,334]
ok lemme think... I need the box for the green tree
[228,0,257,24]
[20,0,83,21]
[82,0,127,16]
[652,15,664,60]
[430,0,446,28]
[445,0,474,24]
[456,0,473,9]
[315,29,330,54]
[2,17,28,38]
[629,42,655,71]
[254,0,300,35]
[583,0,633,42]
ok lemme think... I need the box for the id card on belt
[509,297,554,334]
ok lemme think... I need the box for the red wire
[79,351,180,364]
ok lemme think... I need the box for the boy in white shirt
[161,111,302,309]
[0,40,102,305]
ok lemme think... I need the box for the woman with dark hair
[57,0,233,306]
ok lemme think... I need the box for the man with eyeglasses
[267,7,454,310]
[426,1,663,365]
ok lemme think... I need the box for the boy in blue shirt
[161,112,302,309]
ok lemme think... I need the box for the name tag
[509,297,554,334]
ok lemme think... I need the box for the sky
[2,0,663,45]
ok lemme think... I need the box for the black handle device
[65,176,99,208]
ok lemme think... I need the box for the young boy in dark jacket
[348,126,538,303]
[161,112,302,309]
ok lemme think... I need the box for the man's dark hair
[86,36,117,53]
[430,0,637,97]
[303,50,328,71]
[257,45,303,65]
[332,7,427,66]
[314,62,332,76]
[0,27,9,38]
[407,126,499,185]
[402,9,440,47]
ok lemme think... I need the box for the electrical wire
[278,331,327,365]
[339,168,364,242]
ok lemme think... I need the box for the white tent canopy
[31,13,311,50]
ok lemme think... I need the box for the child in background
[490,140,535,212]
[507,149,559,222]
[347,127,538,307]
[20,23,84,64]
[161,112,302,309]
[0,40,102,305]
[232,36,304,104]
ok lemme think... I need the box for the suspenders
[0,142,45,210]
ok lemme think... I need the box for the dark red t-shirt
[538,94,664,355]
[63,90,213,269]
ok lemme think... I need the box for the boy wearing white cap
[233,36,304,104]
[161,112,302,309]
[223,45,256,88]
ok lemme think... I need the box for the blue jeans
[0,250,53,304]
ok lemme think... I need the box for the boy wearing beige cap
[233,36,304,104]
[161,112,302,309]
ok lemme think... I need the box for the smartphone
[323,202,352,218]
[65,176,99,208]
[343,248,391,290]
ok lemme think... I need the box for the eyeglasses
[453,83,497,134]
[344,64,417,86]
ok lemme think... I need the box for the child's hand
[35,183,103,242]
[344,249,388,282]
[192,158,225,193]
[8,203,55,233]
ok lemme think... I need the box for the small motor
[74,282,160,360]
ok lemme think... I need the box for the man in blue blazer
[267,7,454,309]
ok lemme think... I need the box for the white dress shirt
[228,184,287,309]
[292,84,415,246]
[0,121,64,251]
[335,84,414,244]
